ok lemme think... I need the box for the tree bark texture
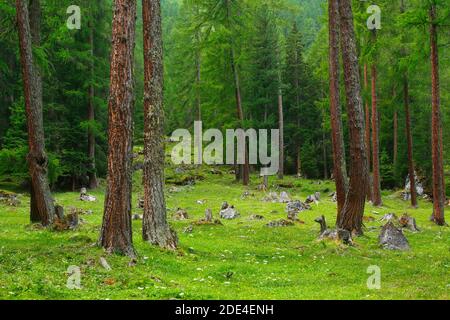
[328,0,348,218]
[142,0,178,250]
[17,0,55,226]
[100,0,137,257]
[337,0,368,234]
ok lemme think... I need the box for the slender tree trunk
[278,72,284,180]
[17,0,55,226]
[403,78,418,208]
[371,54,382,206]
[364,64,373,201]
[142,0,178,250]
[296,144,302,177]
[337,0,368,235]
[393,110,398,166]
[99,0,137,257]
[226,0,249,186]
[195,26,202,122]
[87,24,98,190]
[429,4,445,225]
[328,0,348,218]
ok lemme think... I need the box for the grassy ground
[0,166,449,300]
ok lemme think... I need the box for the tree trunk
[87,24,98,190]
[337,0,368,235]
[328,0,348,218]
[195,25,202,122]
[393,110,398,167]
[142,0,178,250]
[363,64,373,201]
[277,72,284,180]
[99,0,137,257]
[17,0,55,226]
[429,4,445,225]
[296,145,302,177]
[403,78,417,208]
[371,56,382,206]
[226,0,249,186]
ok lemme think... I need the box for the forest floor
[0,164,449,300]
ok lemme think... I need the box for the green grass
[0,169,449,300]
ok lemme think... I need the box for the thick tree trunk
[429,4,445,225]
[371,59,382,206]
[87,25,98,190]
[17,0,55,226]
[403,79,417,208]
[142,0,178,250]
[363,64,373,201]
[328,0,348,218]
[278,73,284,180]
[99,0,137,257]
[337,0,368,234]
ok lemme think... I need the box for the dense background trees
[0,0,449,202]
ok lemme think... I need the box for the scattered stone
[249,214,265,220]
[380,213,398,223]
[197,200,206,205]
[53,207,79,231]
[286,200,311,216]
[205,208,213,222]
[220,203,240,220]
[399,213,420,232]
[183,225,194,234]
[137,198,144,209]
[99,257,112,271]
[266,219,294,227]
[133,214,143,221]
[80,188,96,202]
[402,172,424,201]
[305,192,321,205]
[241,191,254,200]
[0,190,21,206]
[379,222,410,251]
[328,192,337,203]
[279,191,291,203]
[173,208,189,221]
[262,192,279,203]
[314,215,352,245]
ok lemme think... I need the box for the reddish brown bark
[16,0,55,226]
[337,0,368,235]
[328,0,348,218]
[371,61,382,207]
[429,4,445,225]
[99,0,137,257]
[142,0,178,250]
[403,79,418,208]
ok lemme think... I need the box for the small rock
[379,222,410,251]
[399,213,420,232]
[133,214,143,221]
[266,219,294,228]
[99,257,112,271]
[173,208,189,221]
[183,225,194,234]
[249,214,265,220]
[220,206,240,220]
[286,200,310,215]
[279,191,291,203]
